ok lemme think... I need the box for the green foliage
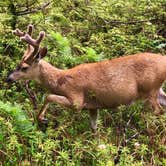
[0,101,34,135]
[0,0,166,165]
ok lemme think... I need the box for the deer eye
[21,67,28,72]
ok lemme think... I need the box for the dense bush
[0,0,166,165]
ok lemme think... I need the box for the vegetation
[0,0,166,165]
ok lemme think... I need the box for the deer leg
[38,94,72,122]
[148,90,164,115]
[84,102,102,109]
[70,93,85,112]
[157,88,166,107]
[89,109,98,132]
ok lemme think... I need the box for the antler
[20,31,45,60]
[21,31,45,48]
[13,24,33,37]
[13,25,45,63]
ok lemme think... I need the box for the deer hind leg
[38,94,72,122]
[148,89,164,115]
[157,88,166,107]
[89,109,98,133]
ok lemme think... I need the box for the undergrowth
[0,99,165,165]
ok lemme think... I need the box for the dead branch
[24,81,38,110]
[16,1,52,16]
[104,18,159,25]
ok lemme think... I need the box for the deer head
[6,25,47,83]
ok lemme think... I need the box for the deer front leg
[38,94,72,122]
[70,92,84,112]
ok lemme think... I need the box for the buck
[7,25,166,132]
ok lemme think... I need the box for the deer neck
[38,60,63,92]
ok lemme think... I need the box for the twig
[0,149,13,163]
[114,110,138,164]
[16,1,52,16]
[104,18,159,25]
[24,81,38,110]
[122,113,133,146]
[125,132,141,144]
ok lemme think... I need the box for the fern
[0,101,35,136]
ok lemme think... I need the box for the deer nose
[6,77,14,83]
[6,70,16,83]
[6,73,15,83]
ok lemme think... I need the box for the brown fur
[41,53,166,109]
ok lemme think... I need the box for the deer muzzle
[6,70,19,83]
[6,73,15,83]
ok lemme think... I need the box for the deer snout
[6,75,15,83]
[6,71,17,83]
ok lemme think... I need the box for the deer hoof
[38,118,49,132]
[39,118,49,124]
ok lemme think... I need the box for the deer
[6,24,166,132]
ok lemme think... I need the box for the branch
[105,18,159,25]
[24,81,38,110]
[114,111,139,164]
[125,132,141,143]
[0,149,13,163]
[16,1,52,16]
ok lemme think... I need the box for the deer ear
[39,47,47,59]
[35,47,47,61]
